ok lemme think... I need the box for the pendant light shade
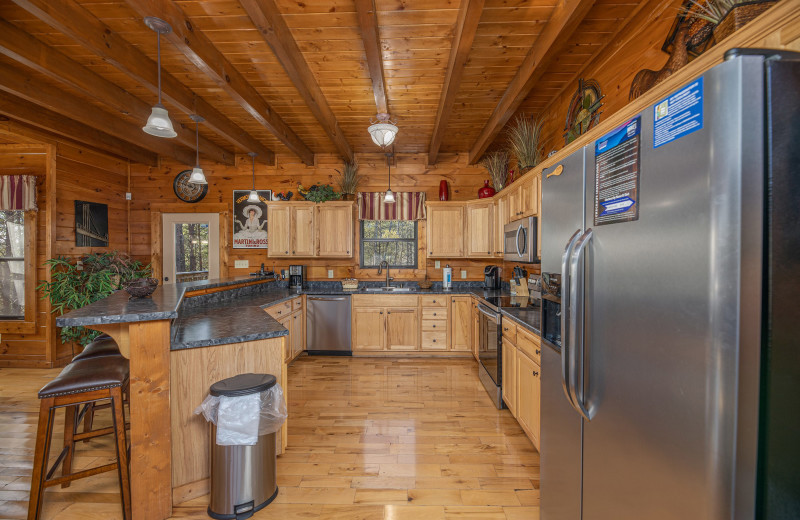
[142,17,177,138]
[247,152,260,202]
[383,153,395,204]
[188,114,207,185]
[368,113,398,148]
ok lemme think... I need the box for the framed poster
[232,190,271,249]
[74,200,109,247]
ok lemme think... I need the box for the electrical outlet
[461,270,467,279]
[328,269,334,278]
[125,192,132,200]
[435,260,440,269]
[234,260,249,269]
[76,260,83,271]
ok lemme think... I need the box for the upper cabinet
[426,202,464,258]
[507,176,539,221]
[268,201,354,258]
[465,200,494,258]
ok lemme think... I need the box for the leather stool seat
[38,356,129,398]
[71,335,121,362]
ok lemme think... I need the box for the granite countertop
[501,307,541,335]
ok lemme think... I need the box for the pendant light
[383,153,395,204]
[368,113,398,148]
[247,152,260,203]
[188,115,207,184]
[142,17,177,138]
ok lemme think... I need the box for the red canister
[439,180,449,201]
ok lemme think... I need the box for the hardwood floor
[0,357,539,519]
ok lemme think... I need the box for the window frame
[0,210,37,334]
[359,220,418,270]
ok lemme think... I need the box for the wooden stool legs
[27,387,131,520]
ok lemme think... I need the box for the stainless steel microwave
[503,216,538,263]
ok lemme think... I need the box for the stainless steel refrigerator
[539,49,800,520]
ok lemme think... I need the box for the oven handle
[477,304,499,322]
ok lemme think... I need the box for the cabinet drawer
[421,331,447,350]
[422,308,447,320]
[517,327,541,364]
[501,318,517,344]
[352,294,419,307]
[420,295,447,307]
[421,319,446,332]
[292,297,303,312]
[265,300,292,320]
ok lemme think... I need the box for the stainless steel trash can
[207,374,279,520]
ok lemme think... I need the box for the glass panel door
[162,213,220,284]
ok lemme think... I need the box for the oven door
[477,304,501,385]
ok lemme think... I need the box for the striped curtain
[357,192,426,221]
[0,175,37,210]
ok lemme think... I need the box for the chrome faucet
[377,261,393,287]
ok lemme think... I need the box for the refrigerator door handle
[561,229,582,410]
[568,228,594,421]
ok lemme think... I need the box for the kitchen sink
[364,286,413,292]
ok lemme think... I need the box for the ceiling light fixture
[383,153,395,204]
[142,17,177,138]
[247,152,260,203]
[188,114,207,185]
[368,113,398,148]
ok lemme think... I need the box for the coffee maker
[288,265,305,289]
[483,265,501,290]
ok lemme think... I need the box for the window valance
[357,192,426,221]
[0,175,37,211]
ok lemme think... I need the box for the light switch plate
[435,260,441,269]
[234,260,249,269]
[125,192,132,200]
[328,269,334,278]
[461,270,467,279]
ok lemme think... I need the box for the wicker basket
[123,278,159,298]
[341,278,359,291]
[714,1,776,42]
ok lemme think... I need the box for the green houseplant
[335,159,361,200]
[38,251,151,346]
[506,114,545,173]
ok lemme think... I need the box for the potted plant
[298,183,342,203]
[335,159,361,201]
[681,0,776,42]
[38,252,151,347]
[506,114,545,175]
[480,151,510,192]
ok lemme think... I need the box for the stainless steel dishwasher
[306,295,351,355]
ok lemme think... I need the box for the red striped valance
[0,175,37,211]
[357,192,426,221]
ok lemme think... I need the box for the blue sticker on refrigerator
[594,117,641,226]
[653,77,703,148]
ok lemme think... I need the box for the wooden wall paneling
[121,0,315,165]
[7,0,276,165]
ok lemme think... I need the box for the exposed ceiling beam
[121,0,315,166]
[354,0,389,115]
[428,0,485,165]
[0,61,196,166]
[9,0,276,165]
[0,19,234,166]
[467,0,596,164]
[0,92,158,166]
[240,0,354,163]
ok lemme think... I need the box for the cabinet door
[471,299,480,361]
[353,308,385,351]
[267,205,292,257]
[449,296,471,351]
[508,184,521,220]
[517,353,541,449]
[292,311,304,357]
[502,340,517,416]
[466,201,494,258]
[292,205,316,256]
[494,195,507,256]
[427,204,464,257]
[317,203,353,257]
[280,315,293,361]
[386,308,419,351]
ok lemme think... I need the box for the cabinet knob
[533,370,539,377]
[292,250,295,254]
[285,251,288,254]
[432,339,437,343]
[380,311,383,315]
[433,312,437,317]
[387,311,391,314]
[536,349,541,355]
[432,324,436,328]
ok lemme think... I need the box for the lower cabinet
[502,316,541,450]
[291,311,304,358]
[502,339,517,416]
[517,352,541,449]
[449,296,471,352]
[471,298,480,361]
[352,295,421,352]
[264,297,305,362]
[353,308,385,351]
[386,308,419,351]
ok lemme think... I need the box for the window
[0,211,26,320]
[360,220,417,269]
[175,222,210,282]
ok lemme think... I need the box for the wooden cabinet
[421,296,447,351]
[502,339,517,416]
[494,194,507,256]
[317,202,353,257]
[517,352,541,449]
[507,176,539,220]
[449,296,471,352]
[268,202,354,258]
[352,308,385,351]
[426,203,464,257]
[265,297,304,362]
[471,297,480,361]
[291,311,304,358]
[278,314,292,360]
[386,308,419,351]
[465,200,494,258]
[352,295,420,352]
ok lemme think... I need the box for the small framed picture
[232,190,271,249]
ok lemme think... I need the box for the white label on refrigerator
[594,117,641,226]
[653,77,704,148]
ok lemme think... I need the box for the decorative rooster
[628,22,691,101]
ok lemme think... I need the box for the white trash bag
[194,384,287,446]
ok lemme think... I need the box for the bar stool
[28,356,132,520]
[70,335,127,436]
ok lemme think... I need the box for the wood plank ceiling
[0,0,643,165]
